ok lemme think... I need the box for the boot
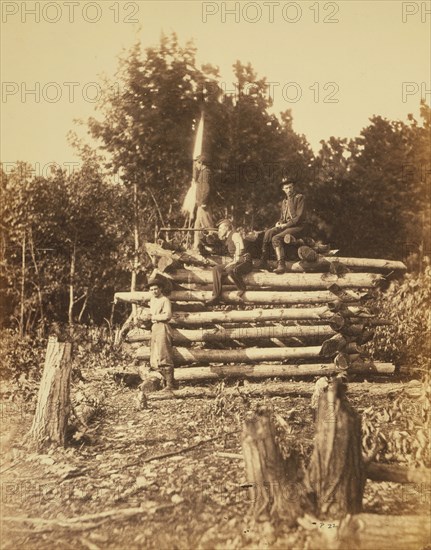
[274,246,285,274]
[165,366,177,390]
[159,366,177,391]
[205,296,220,306]
[256,244,270,270]
[161,366,177,390]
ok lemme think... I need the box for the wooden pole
[19,232,26,337]
[206,254,406,271]
[115,289,366,305]
[127,305,386,326]
[173,362,395,381]
[207,255,407,272]
[29,337,72,448]
[134,344,361,365]
[126,324,335,344]
[169,268,383,289]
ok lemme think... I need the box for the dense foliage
[370,265,431,371]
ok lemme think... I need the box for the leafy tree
[311,102,430,259]
[0,159,129,331]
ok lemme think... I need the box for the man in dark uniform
[206,219,253,306]
[193,154,214,249]
[258,178,307,274]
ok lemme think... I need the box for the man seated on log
[257,177,307,274]
[206,219,253,306]
[148,274,176,390]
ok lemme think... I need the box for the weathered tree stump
[241,407,306,527]
[29,336,72,448]
[307,377,366,518]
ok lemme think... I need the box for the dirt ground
[1,367,429,550]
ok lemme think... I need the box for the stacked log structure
[115,247,406,382]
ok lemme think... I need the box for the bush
[370,265,431,372]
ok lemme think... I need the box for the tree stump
[29,336,72,448]
[307,377,366,518]
[241,406,306,527]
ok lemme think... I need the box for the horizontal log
[126,305,385,326]
[127,324,335,344]
[366,462,431,484]
[173,362,395,381]
[170,268,383,289]
[115,289,366,305]
[326,256,407,271]
[145,380,405,400]
[210,255,406,272]
[134,344,362,365]
[308,513,429,550]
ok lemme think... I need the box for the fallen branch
[127,430,239,467]
[2,504,175,532]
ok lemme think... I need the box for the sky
[1,0,430,173]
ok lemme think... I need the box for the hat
[147,273,167,289]
[216,218,232,227]
[194,153,210,164]
[298,246,318,263]
[281,176,295,186]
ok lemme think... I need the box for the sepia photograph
[1,1,430,548]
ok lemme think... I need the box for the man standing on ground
[258,178,307,274]
[206,219,253,306]
[148,275,176,390]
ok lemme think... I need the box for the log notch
[29,336,72,448]
[242,406,307,527]
[307,377,366,518]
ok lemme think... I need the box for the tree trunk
[131,181,140,321]
[115,289,366,305]
[29,337,72,448]
[28,228,44,330]
[77,291,89,323]
[19,232,26,337]
[169,268,383,289]
[307,378,366,518]
[173,362,394,381]
[68,241,76,325]
[241,407,307,527]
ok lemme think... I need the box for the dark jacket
[279,193,306,227]
[194,165,211,207]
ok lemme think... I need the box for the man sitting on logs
[206,219,253,306]
[148,274,176,390]
[258,177,307,274]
